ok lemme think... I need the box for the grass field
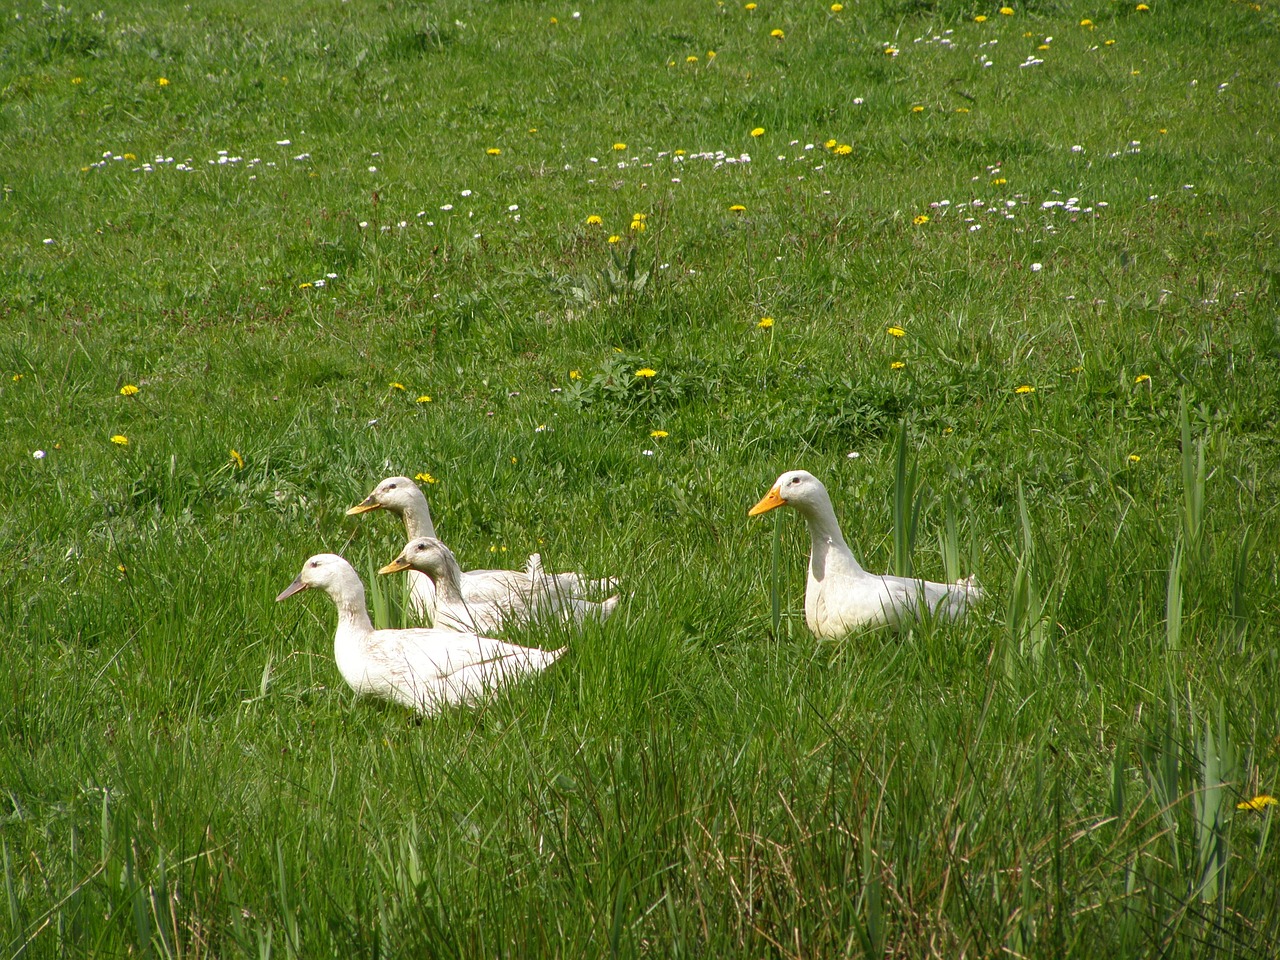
[2,0,1279,955]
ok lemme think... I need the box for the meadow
[1,0,1279,955]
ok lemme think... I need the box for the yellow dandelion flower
[674,149,686,155]
[510,457,518,464]
[1237,795,1278,812]
[11,374,22,382]
[630,220,646,232]
[1038,43,1049,50]
[117,564,126,574]
[613,142,627,150]
[831,2,844,10]
[1015,384,1035,394]
[887,326,906,337]
[586,214,603,225]
[999,6,1014,14]
[956,107,971,113]
[635,368,657,378]
[884,46,898,55]
[486,147,501,155]
[631,212,647,221]
[229,449,245,469]
[744,1,757,8]
[751,127,765,137]
[707,50,717,58]
[608,235,621,244]
[157,77,169,86]
[757,317,775,329]
[912,105,924,113]
[650,430,669,438]
[123,153,137,161]
[1136,3,1150,10]
[72,77,83,84]
[1070,365,1084,373]
[890,361,906,370]
[298,282,312,289]
[1080,18,1093,26]
[729,204,746,212]
[824,139,837,149]
[1159,128,1168,134]
[1105,38,1116,45]
[1135,373,1151,384]
[415,472,438,484]
[1128,454,1141,463]
[991,177,1007,185]
[974,14,988,21]
[389,382,405,391]
[528,128,537,133]
[687,55,698,63]
[569,370,582,380]
[119,384,140,396]
[550,16,558,23]
[416,395,432,403]
[912,214,929,225]
[834,144,852,155]
[770,28,785,38]
[111,434,129,445]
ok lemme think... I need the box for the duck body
[751,470,981,638]
[348,476,617,622]
[277,554,563,714]
[380,538,620,634]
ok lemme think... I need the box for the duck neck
[327,577,375,636]
[798,497,864,580]
[399,489,438,541]
[429,551,467,604]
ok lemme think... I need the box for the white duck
[749,470,981,638]
[276,554,564,715]
[347,476,616,620]
[379,538,621,634]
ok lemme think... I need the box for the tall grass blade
[770,509,781,637]
[1179,388,1207,559]
[366,547,391,631]
[1165,540,1183,654]
[893,420,914,577]
[1231,526,1255,642]
[938,490,960,584]
[4,839,21,958]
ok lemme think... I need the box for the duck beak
[378,556,411,575]
[275,577,308,601]
[749,486,786,516]
[345,495,381,515]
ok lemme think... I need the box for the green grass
[2,0,1279,955]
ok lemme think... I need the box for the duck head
[346,476,420,516]
[749,469,828,516]
[378,537,454,577]
[276,553,358,601]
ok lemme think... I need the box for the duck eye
[386,483,397,490]
[790,476,801,485]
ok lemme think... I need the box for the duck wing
[877,574,979,622]
[459,569,535,604]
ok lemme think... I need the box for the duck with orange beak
[750,470,981,638]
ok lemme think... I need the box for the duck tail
[598,594,621,622]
